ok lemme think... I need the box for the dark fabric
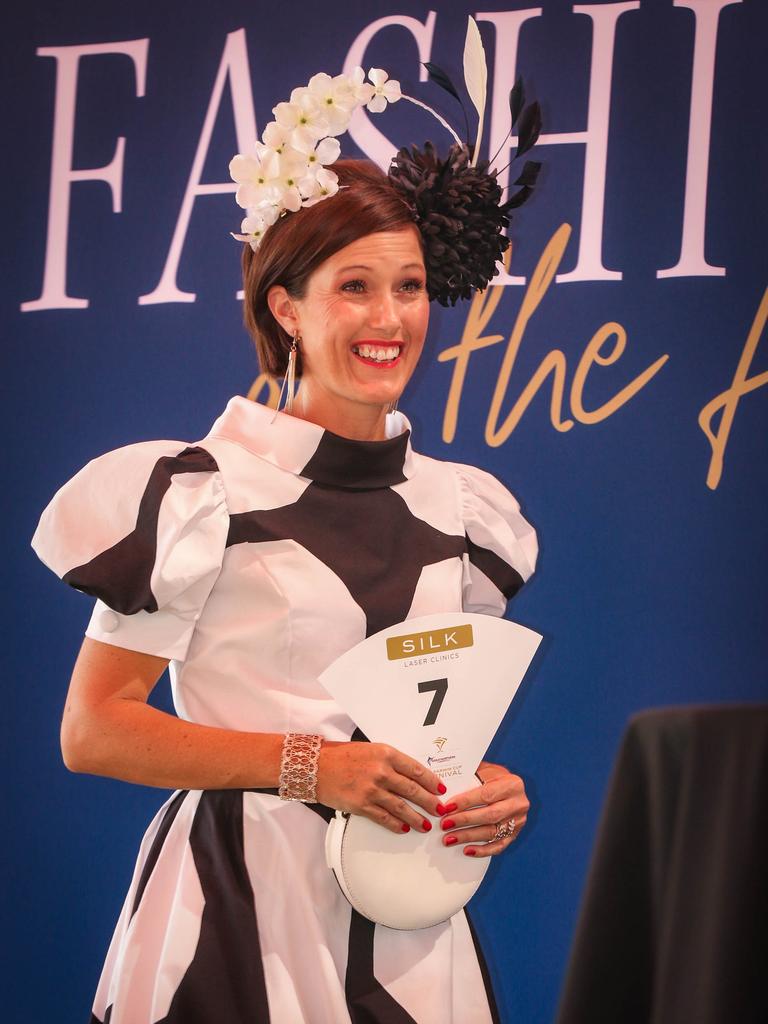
[227,483,466,637]
[465,534,524,600]
[97,791,340,1024]
[465,911,502,1024]
[556,704,768,1024]
[248,786,336,825]
[63,445,219,614]
[249,786,420,1024]
[300,427,410,490]
[345,911,417,1024]
[130,789,188,920]
[158,790,270,1023]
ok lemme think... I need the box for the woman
[32,153,538,1021]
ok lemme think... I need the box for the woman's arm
[62,637,444,833]
[61,637,284,790]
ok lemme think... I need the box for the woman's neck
[288,386,391,441]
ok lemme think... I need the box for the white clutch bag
[325,808,490,930]
[319,613,542,930]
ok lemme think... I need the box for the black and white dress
[32,396,538,1024]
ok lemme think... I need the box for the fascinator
[229,16,541,306]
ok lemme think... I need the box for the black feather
[516,101,542,159]
[423,62,462,105]
[504,186,534,210]
[513,160,541,187]
[509,77,525,127]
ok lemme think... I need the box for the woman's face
[280,226,429,419]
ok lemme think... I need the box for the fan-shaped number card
[319,613,542,929]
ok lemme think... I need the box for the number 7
[417,678,448,727]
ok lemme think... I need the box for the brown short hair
[241,159,419,378]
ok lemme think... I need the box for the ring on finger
[493,817,517,842]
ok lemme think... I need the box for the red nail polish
[422,819,432,832]
[444,835,458,846]
[401,824,410,833]
[464,848,477,856]
[444,802,458,814]
[441,818,455,831]
[436,802,447,816]
[437,782,447,794]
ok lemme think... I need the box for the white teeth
[353,344,401,362]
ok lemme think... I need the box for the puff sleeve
[452,462,538,617]
[31,441,229,661]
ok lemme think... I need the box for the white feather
[463,16,487,167]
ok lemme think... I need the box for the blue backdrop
[5,1,767,1021]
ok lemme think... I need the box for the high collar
[207,396,415,490]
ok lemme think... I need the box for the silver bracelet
[278,732,323,802]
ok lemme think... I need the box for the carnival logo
[433,736,448,752]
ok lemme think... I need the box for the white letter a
[140,29,257,305]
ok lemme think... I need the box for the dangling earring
[272,331,299,422]
[285,332,299,414]
[387,397,399,415]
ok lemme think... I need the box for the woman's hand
[437,761,530,857]
[316,741,446,835]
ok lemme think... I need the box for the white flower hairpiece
[230,67,401,251]
[229,16,543,298]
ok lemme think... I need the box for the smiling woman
[242,161,419,381]
[32,68,540,1024]
[269,228,429,437]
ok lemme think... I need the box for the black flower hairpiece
[390,142,535,306]
[388,27,542,306]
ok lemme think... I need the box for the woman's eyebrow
[336,263,424,273]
